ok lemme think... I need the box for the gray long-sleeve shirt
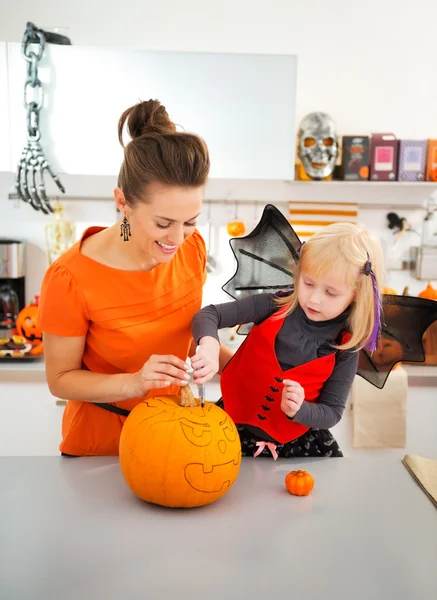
[192,293,358,440]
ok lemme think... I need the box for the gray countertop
[1,456,436,600]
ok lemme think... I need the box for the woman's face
[119,182,204,267]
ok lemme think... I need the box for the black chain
[15,22,72,214]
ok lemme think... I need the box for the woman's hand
[131,354,191,396]
[280,379,305,419]
[191,337,220,385]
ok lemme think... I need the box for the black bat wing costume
[221,204,437,389]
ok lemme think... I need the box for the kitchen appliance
[0,284,19,330]
[0,239,26,330]
[410,245,437,280]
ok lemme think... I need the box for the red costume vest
[220,312,350,444]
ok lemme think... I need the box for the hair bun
[118,99,176,147]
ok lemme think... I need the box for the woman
[38,99,232,457]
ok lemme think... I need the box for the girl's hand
[281,379,305,418]
[131,354,191,396]
[191,337,220,385]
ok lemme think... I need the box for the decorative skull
[297,112,338,180]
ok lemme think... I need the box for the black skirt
[215,399,343,458]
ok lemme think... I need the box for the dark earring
[120,214,131,242]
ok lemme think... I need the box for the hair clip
[363,260,372,276]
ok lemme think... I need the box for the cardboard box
[398,139,427,181]
[340,135,370,180]
[370,133,398,181]
[425,139,437,181]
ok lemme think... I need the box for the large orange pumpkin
[371,335,404,369]
[285,470,314,496]
[15,295,42,343]
[119,386,242,508]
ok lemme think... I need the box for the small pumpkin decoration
[285,470,314,496]
[418,282,437,301]
[15,295,42,343]
[382,286,397,295]
[227,221,246,237]
[119,386,242,508]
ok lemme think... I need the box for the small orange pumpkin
[285,470,314,496]
[227,221,246,237]
[15,295,42,343]
[119,386,242,508]
[382,287,397,295]
[418,282,437,301]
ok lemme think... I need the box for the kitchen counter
[2,356,437,383]
[1,456,436,600]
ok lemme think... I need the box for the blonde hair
[275,222,385,351]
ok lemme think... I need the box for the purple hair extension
[366,270,382,352]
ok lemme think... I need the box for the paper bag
[402,454,437,507]
[351,366,407,448]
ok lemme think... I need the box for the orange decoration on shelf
[119,386,242,508]
[418,282,437,301]
[227,221,246,237]
[285,470,315,496]
[15,295,42,343]
[382,287,397,295]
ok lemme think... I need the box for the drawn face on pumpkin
[16,306,42,342]
[119,396,242,508]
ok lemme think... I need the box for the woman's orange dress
[37,226,206,456]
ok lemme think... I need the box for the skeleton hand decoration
[16,137,65,215]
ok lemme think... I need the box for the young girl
[191,222,384,459]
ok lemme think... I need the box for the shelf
[287,181,437,187]
[6,175,437,209]
[285,180,437,207]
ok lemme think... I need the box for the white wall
[1,0,437,304]
[2,0,437,136]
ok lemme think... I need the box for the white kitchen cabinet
[7,43,297,180]
[2,359,435,457]
[0,364,223,456]
[0,371,64,456]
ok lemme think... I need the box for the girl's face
[298,268,358,322]
[119,182,204,268]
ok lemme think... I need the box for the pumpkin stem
[179,384,198,408]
